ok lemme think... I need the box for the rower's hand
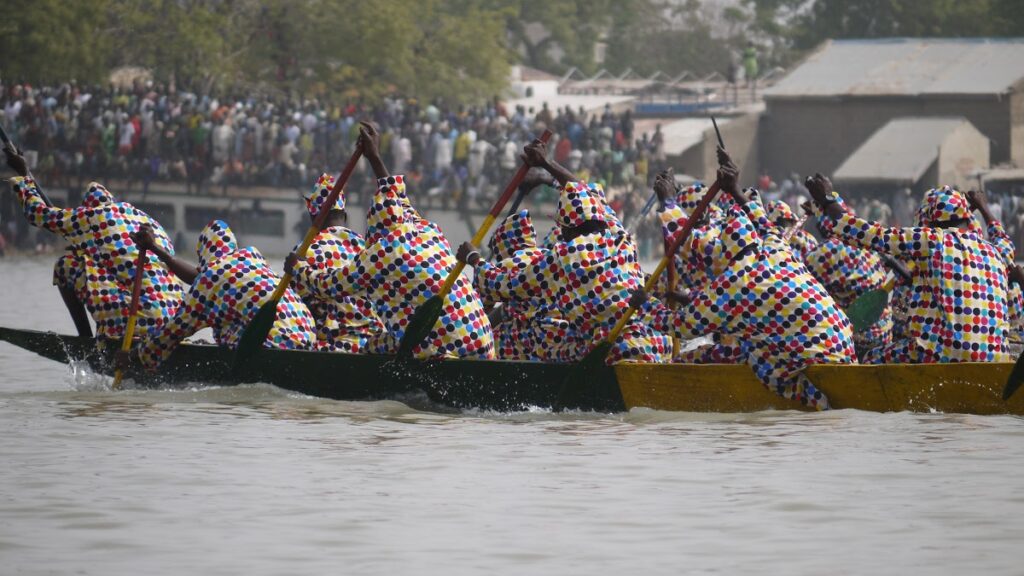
[3,146,28,177]
[628,287,648,309]
[965,189,988,213]
[521,139,550,169]
[131,224,159,252]
[113,350,131,373]
[358,121,381,161]
[456,241,481,266]
[804,173,834,206]
[800,200,814,216]
[666,289,693,306]
[653,168,676,208]
[284,252,300,276]
[716,146,740,196]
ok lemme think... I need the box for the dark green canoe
[0,326,624,412]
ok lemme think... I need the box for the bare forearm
[542,158,575,186]
[150,245,199,285]
[366,155,389,179]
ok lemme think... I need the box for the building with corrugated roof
[760,38,1024,188]
[833,117,989,196]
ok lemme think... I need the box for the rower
[634,149,855,410]
[807,177,1014,363]
[481,208,572,361]
[458,138,671,365]
[800,199,894,362]
[287,173,383,353]
[288,122,494,359]
[4,148,184,340]
[654,171,741,364]
[766,199,818,261]
[133,219,316,369]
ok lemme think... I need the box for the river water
[2,255,1023,576]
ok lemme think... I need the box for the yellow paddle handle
[265,222,320,307]
[436,213,497,299]
[111,315,138,390]
[601,182,721,349]
[602,252,674,346]
[882,276,897,293]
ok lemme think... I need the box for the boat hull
[2,326,1022,415]
[614,362,1024,415]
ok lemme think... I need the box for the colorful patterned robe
[295,175,494,359]
[13,176,184,339]
[291,226,384,353]
[803,237,893,359]
[650,198,856,410]
[476,181,671,364]
[819,189,1014,363]
[139,220,316,368]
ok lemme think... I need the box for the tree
[0,0,112,84]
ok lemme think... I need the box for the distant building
[833,117,989,198]
[760,38,1024,190]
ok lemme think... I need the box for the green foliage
[0,0,511,104]
[0,0,112,83]
[742,0,1024,62]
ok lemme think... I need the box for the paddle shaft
[781,213,809,242]
[261,146,364,316]
[666,238,681,358]
[711,116,725,149]
[601,181,721,351]
[112,247,148,389]
[434,129,553,301]
[627,192,657,233]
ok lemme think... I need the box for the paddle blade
[397,295,444,359]
[845,289,888,333]
[1003,353,1024,401]
[554,341,613,411]
[235,301,278,362]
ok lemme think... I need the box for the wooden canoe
[2,326,1022,415]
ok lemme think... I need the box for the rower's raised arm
[11,176,77,235]
[522,138,574,187]
[806,173,936,261]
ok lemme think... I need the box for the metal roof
[834,117,978,184]
[765,38,1024,98]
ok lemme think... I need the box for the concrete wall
[762,95,1014,180]
[937,123,990,189]
[1010,90,1024,166]
[672,111,762,186]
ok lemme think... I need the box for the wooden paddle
[112,247,148,390]
[844,255,911,333]
[627,191,657,232]
[233,144,363,365]
[781,212,810,242]
[395,129,553,359]
[554,180,721,411]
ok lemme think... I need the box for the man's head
[916,186,972,229]
[556,181,605,230]
[489,209,537,261]
[305,172,347,229]
[766,199,797,228]
[196,219,238,269]
[82,182,114,208]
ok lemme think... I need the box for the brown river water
[2,255,1024,575]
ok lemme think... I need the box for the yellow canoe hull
[615,362,1024,415]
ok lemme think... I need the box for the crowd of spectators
[0,79,679,255]
[0,80,666,205]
